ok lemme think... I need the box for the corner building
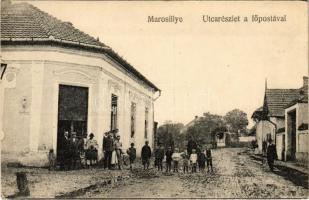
[1,2,160,166]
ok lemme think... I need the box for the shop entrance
[57,84,89,157]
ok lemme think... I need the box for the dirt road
[80,148,308,198]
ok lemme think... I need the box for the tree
[156,122,185,150]
[224,109,249,133]
[186,112,227,148]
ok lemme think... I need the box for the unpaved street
[80,148,308,198]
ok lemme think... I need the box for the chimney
[303,76,308,86]
[299,90,305,100]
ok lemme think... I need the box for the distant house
[180,116,200,134]
[252,77,308,164]
[216,132,226,147]
[1,1,160,166]
[252,88,298,154]
[180,115,217,148]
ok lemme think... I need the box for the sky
[22,1,308,127]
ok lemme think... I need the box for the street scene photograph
[0,0,308,199]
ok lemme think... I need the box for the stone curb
[250,154,308,175]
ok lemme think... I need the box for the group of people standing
[153,144,214,173]
[139,136,214,173]
[54,129,128,171]
[53,131,215,174]
[102,129,127,170]
[55,131,98,171]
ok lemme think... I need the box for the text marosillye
[148,16,183,24]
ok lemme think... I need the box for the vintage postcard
[1,0,308,199]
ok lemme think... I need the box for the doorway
[287,110,296,161]
[57,84,89,157]
[282,134,285,161]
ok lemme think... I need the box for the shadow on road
[273,165,308,189]
[249,155,308,189]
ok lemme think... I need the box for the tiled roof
[180,117,200,134]
[285,85,308,107]
[298,85,308,102]
[265,88,300,117]
[1,2,106,47]
[1,2,160,92]
[253,79,308,121]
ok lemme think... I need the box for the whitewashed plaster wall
[1,45,157,164]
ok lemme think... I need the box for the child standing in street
[181,150,190,173]
[190,149,198,173]
[48,149,56,171]
[165,147,173,172]
[198,150,206,172]
[172,148,181,172]
[155,145,165,171]
[126,143,136,170]
[205,146,213,173]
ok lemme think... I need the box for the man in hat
[165,146,173,172]
[70,132,80,170]
[187,135,197,156]
[141,141,152,170]
[102,131,109,169]
[104,131,115,169]
[266,139,277,171]
[60,131,71,170]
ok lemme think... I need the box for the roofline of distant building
[1,38,160,92]
[267,114,285,118]
[284,99,308,109]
